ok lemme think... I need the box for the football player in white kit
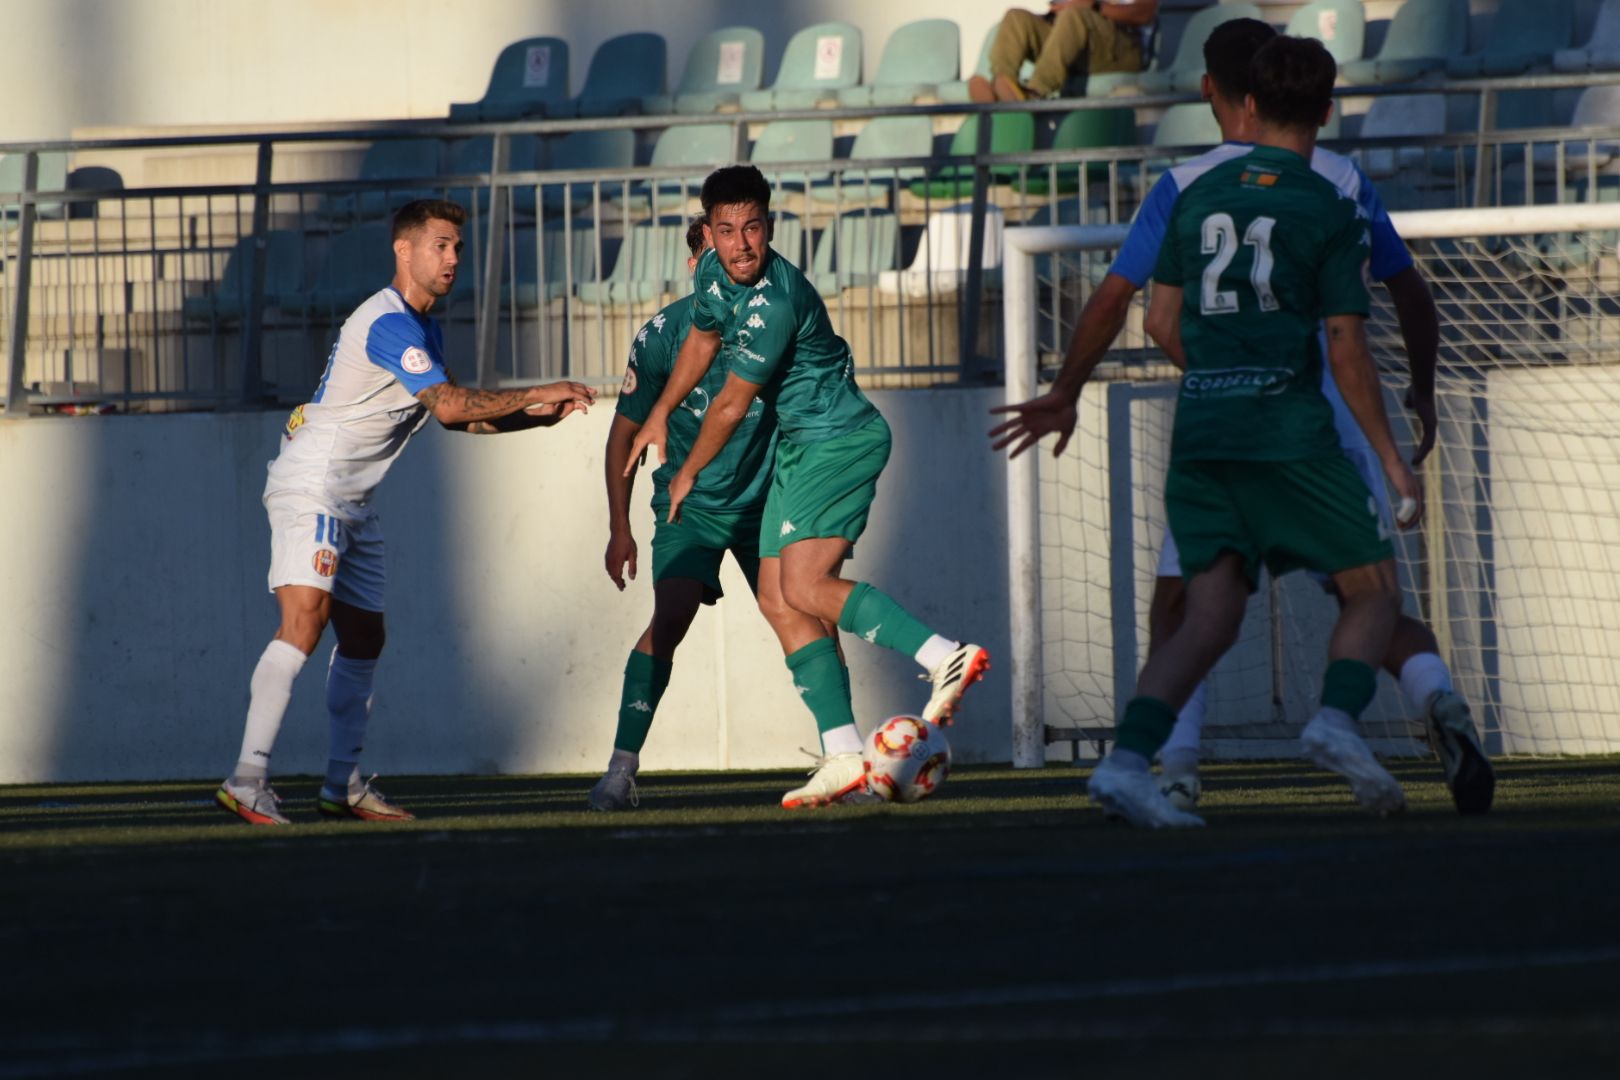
[216,199,595,825]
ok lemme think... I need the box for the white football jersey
[264,287,450,517]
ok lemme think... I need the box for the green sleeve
[691,249,730,333]
[613,319,669,424]
[1151,203,1184,287]
[1317,206,1372,318]
[727,287,794,385]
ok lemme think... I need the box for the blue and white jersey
[264,287,451,517]
[1112,143,1412,451]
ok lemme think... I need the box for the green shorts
[651,504,763,604]
[760,414,892,559]
[1165,457,1394,588]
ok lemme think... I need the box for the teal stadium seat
[938,26,1000,104]
[1530,84,1620,177]
[1287,0,1366,66]
[271,223,395,317]
[540,129,637,214]
[1556,0,1620,73]
[908,113,1036,200]
[643,27,766,115]
[810,115,933,206]
[627,124,737,214]
[1137,4,1263,94]
[1016,107,1136,195]
[505,226,600,306]
[442,135,544,217]
[739,22,862,111]
[749,120,835,190]
[1149,103,1222,160]
[1340,0,1468,85]
[449,37,570,121]
[1447,0,1573,78]
[837,19,960,108]
[577,216,693,305]
[809,210,899,297]
[0,152,70,220]
[1356,94,1446,180]
[183,231,305,323]
[769,212,807,268]
[554,33,667,119]
[324,139,444,222]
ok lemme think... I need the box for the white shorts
[1154,444,1392,586]
[265,492,387,612]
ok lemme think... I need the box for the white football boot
[920,643,991,726]
[588,765,640,812]
[1088,757,1205,828]
[317,776,415,821]
[1159,768,1202,812]
[1301,713,1406,816]
[215,776,291,826]
[781,752,868,809]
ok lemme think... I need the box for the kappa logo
[400,347,433,375]
[794,684,811,697]
[636,327,649,346]
[627,700,652,713]
[780,520,796,537]
[746,313,765,330]
[651,312,667,333]
[707,281,723,298]
[863,625,881,644]
[754,277,771,290]
[747,294,769,309]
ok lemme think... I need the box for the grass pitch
[4,758,1620,1078]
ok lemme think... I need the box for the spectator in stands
[969,0,1158,102]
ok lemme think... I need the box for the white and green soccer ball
[864,715,951,803]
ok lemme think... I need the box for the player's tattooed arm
[419,379,595,432]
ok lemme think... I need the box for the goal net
[1003,204,1620,767]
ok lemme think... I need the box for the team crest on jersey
[621,364,638,395]
[312,549,339,577]
[284,404,307,438]
[401,347,433,375]
[746,313,765,330]
[747,294,769,309]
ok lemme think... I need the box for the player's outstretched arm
[625,326,721,473]
[603,413,642,590]
[989,272,1139,459]
[1382,265,1440,465]
[1325,313,1422,528]
[420,380,595,432]
[666,372,759,523]
[1144,281,1186,369]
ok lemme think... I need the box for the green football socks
[786,637,861,754]
[837,582,935,658]
[1116,696,1179,760]
[614,649,673,754]
[1321,658,1377,719]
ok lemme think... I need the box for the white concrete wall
[1,0,1018,143]
[0,388,1011,783]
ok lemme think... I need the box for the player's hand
[605,529,637,590]
[523,399,587,426]
[1404,385,1437,466]
[667,470,694,524]
[1386,458,1423,530]
[626,412,669,476]
[987,391,1079,459]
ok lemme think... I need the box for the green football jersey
[616,296,777,512]
[1153,144,1371,463]
[690,246,878,445]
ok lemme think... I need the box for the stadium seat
[877,204,1005,298]
[539,129,637,214]
[1286,0,1366,66]
[809,115,932,206]
[749,119,835,190]
[938,25,1001,104]
[808,209,899,296]
[1016,107,1136,195]
[907,113,1036,200]
[1356,94,1446,179]
[183,230,305,323]
[448,37,570,121]
[837,19,960,107]
[739,22,862,111]
[1531,84,1620,176]
[0,151,70,220]
[1136,4,1263,94]
[443,135,544,215]
[769,211,807,268]
[625,124,737,214]
[577,216,692,305]
[1149,103,1222,157]
[1446,0,1573,78]
[553,33,667,119]
[506,226,601,306]
[643,26,765,114]
[1555,0,1620,72]
[271,223,394,316]
[1340,0,1468,85]
[324,139,445,222]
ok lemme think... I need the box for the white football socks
[1399,652,1454,712]
[233,639,309,779]
[913,634,959,673]
[821,723,864,757]
[1159,681,1209,769]
[325,648,377,794]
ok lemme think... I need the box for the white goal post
[1004,203,1620,767]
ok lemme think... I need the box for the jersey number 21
[1200,213,1278,316]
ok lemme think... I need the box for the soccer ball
[864,715,951,803]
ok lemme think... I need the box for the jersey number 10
[1200,213,1279,316]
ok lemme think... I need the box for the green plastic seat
[626,125,737,213]
[1138,4,1263,94]
[750,120,835,189]
[577,217,691,306]
[540,130,638,214]
[442,135,544,216]
[811,116,932,206]
[1555,0,1620,72]
[908,113,1036,200]
[1340,0,1468,85]
[553,33,666,119]
[1286,0,1366,66]
[644,27,765,114]
[270,223,393,317]
[506,226,600,306]
[323,140,445,222]
[448,38,570,121]
[183,230,305,323]
[838,19,960,108]
[1447,0,1573,78]
[809,210,899,297]
[0,152,71,220]
[939,24,1039,102]
[1016,108,1136,196]
[739,22,862,111]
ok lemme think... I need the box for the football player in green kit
[627,166,990,809]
